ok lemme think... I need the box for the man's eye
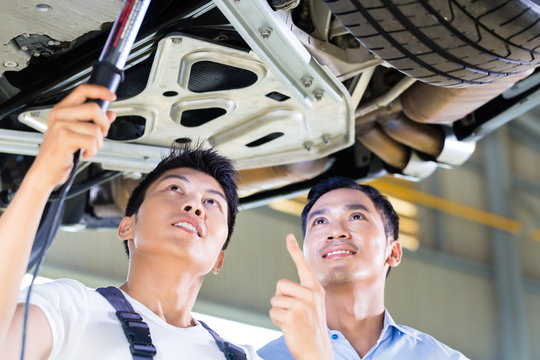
[351,213,364,220]
[169,184,181,192]
[313,218,326,225]
[205,198,218,206]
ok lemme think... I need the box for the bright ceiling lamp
[398,233,419,251]
[386,195,418,218]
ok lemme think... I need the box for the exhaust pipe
[378,113,444,157]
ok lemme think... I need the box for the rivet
[301,76,313,88]
[3,61,18,68]
[172,38,182,44]
[259,26,273,40]
[47,40,55,46]
[313,88,325,101]
[20,46,29,51]
[303,142,313,151]
[32,52,41,57]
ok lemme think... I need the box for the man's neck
[325,282,386,358]
[120,256,204,328]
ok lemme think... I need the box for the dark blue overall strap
[199,320,248,360]
[96,286,157,360]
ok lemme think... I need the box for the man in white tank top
[0,84,263,360]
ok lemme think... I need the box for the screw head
[20,45,29,51]
[303,141,313,151]
[313,88,325,101]
[259,26,273,40]
[322,134,331,144]
[172,38,182,44]
[301,76,313,88]
[3,61,18,68]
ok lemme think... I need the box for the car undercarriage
[0,0,538,228]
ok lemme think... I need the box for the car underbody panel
[0,0,538,222]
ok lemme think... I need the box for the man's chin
[319,268,354,287]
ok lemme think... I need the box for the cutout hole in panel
[175,137,192,144]
[180,108,226,127]
[265,91,290,102]
[245,132,284,148]
[188,61,258,92]
[163,91,179,97]
[106,116,146,141]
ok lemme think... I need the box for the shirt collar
[381,309,420,341]
[326,309,421,343]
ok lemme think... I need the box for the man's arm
[267,234,333,360]
[0,84,116,359]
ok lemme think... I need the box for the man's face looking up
[124,167,229,275]
[303,188,394,288]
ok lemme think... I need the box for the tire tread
[323,0,540,86]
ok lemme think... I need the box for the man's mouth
[325,250,355,258]
[173,222,201,237]
[322,246,357,259]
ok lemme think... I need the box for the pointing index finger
[286,233,319,289]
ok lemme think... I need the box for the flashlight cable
[20,153,80,360]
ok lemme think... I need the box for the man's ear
[118,216,135,240]
[386,240,402,268]
[211,251,225,275]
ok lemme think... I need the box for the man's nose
[182,199,205,218]
[326,228,351,241]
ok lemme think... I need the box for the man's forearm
[0,165,54,341]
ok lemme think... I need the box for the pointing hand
[269,234,333,360]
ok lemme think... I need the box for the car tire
[322,0,540,87]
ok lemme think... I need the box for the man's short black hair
[123,143,238,255]
[301,177,399,242]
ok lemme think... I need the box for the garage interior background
[28,102,539,360]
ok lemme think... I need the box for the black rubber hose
[48,171,122,202]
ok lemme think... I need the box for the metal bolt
[22,33,30,38]
[32,51,40,57]
[259,26,273,40]
[3,61,18,68]
[322,134,331,144]
[20,45,28,51]
[172,38,182,44]
[313,88,325,101]
[303,141,313,151]
[47,40,55,46]
[54,41,60,46]
[301,76,313,88]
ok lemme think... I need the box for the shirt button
[331,334,338,340]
